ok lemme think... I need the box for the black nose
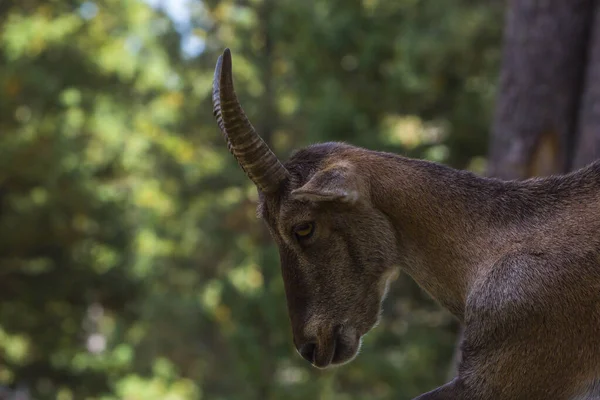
[298,342,316,363]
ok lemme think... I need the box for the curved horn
[212,48,289,193]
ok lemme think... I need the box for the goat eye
[293,222,315,239]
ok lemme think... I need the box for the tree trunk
[449,0,600,379]
[488,0,594,179]
[573,2,600,169]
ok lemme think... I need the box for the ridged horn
[212,48,289,193]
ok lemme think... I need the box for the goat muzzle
[212,48,289,193]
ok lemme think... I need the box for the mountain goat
[212,49,600,400]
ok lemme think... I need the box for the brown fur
[255,142,600,399]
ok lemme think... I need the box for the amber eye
[293,222,315,239]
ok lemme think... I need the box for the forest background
[1,0,570,399]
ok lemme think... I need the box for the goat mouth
[313,328,360,369]
[331,334,361,366]
[312,337,337,368]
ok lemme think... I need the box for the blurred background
[2,0,597,399]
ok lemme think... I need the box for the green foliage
[0,0,503,398]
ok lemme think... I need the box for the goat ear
[291,164,361,204]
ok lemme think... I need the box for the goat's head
[212,49,400,368]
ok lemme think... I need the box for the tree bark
[488,0,594,179]
[574,2,600,169]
